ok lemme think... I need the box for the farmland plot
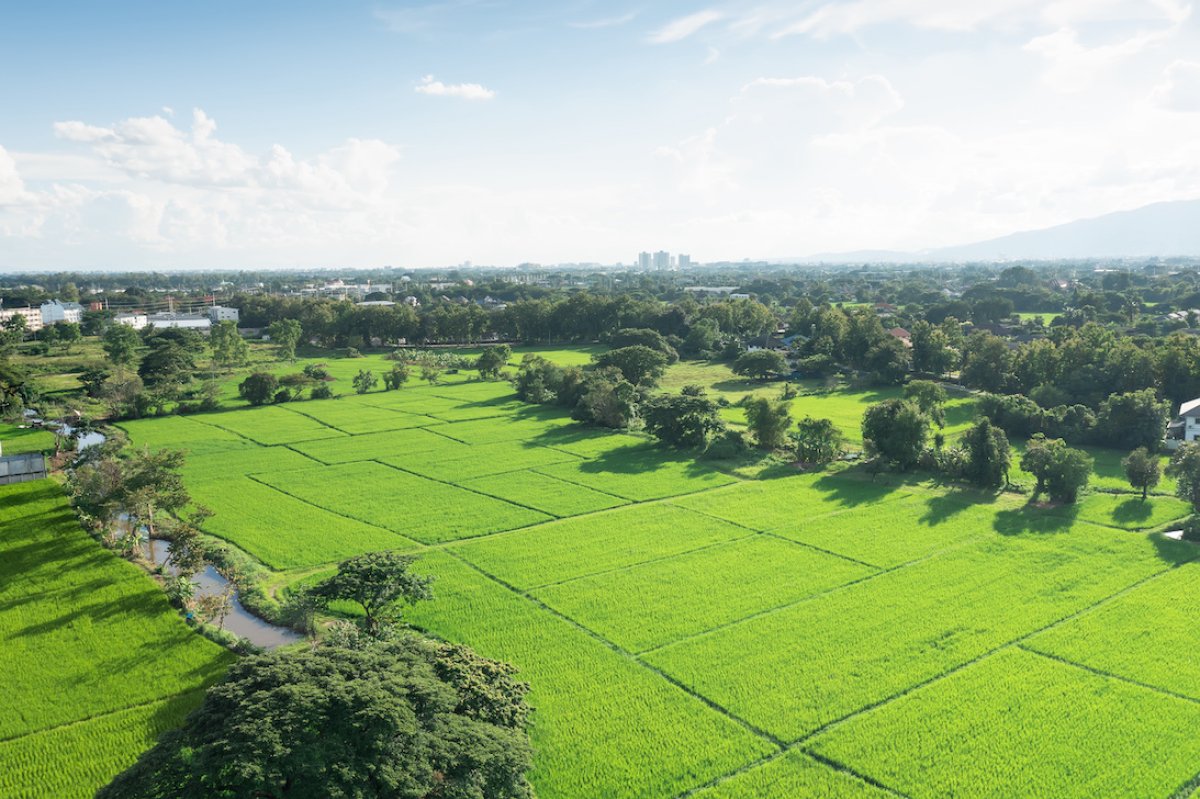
[1026,561,1200,700]
[380,440,580,482]
[452,503,753,589]
[434,411,577,445]
[287,426,463,464]
[194,405,346,445]
[256,461,550,543]
[645,526,1194,741]
[535,443,736,501]
[809,648,1200,799]
[183,444,317,483]
[691,750,893,799]
[405,551,775,799]
[535,535,875,652]
[189,476,418,569]
[117,415,246,456]
[459,470,629,517]
[1043,491,1190,531]
[279,401,438,435]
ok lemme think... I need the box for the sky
[2,0,1200,270]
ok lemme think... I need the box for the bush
[1181,515,1200,542]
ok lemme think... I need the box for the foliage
[265,318,302,361]
[1021,434,1093,503]
[1122,446,1162,500]
[1168,442,1200,512]
[743,397,792,450]
[642,386,725,448]
[592,345,668,387]
[381,362,410,390]
[790,416,844,464]
[98,637,534,799]
[313,552,433,634]
[101,324,141,367]
[1095,388,1170,452]
[959,418,1010,488]
[209,320,249,367]
[351,368,378,394]
[476,343,513,379]
[731,350,788,380]
[609,327,678,363]
[237,371,279,406]
[862,399,929,470]
[903,379,947,427]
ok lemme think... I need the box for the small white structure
[115,313,148,330]
[1165,398,1200,450]
[207,306,239,323]
[146,312,211,331]
[39,300,83,325]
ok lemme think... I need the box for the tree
[682,318,721,357]
[1095,389,1170,452]
[592,345,668,387]
[609,328,678,362]
[382,362,410,390]
[98,637,534,799]
[865,337,911,385]
[960,418,1010,488]
[352,369,378,394]
[910,321,955,377]
[313,552,433,636]
[791,416,844,464]
[960,331,1012,393]
[903,380,948,427]
[420,364,441,385]
[744,397,792,450]
[210,320,249,367]
[238,372,280,406]
[476,344,513,380]
[1123,447,1162,501]
[102,324,142,367]
[266,318,303,361]
[1169,442,1200,512]
[862,399,929,470]
[1021,434,1092,502]
[642,387,725,448]
[58,321,82,351]
[732,350,789,381]
[574,368,639,429]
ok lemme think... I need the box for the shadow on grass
[993,500,1078,535]
[1110,496,1154,526]
[811,471,906,507]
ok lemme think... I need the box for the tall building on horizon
[677,254,691,269]
[637,251,651,270]
[653,250,670,271]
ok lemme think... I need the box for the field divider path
[0,687,205,746]
[665,555,1200,796]
[372,459,562,523]
[440,548,789,751]
[274,402,443,435]
[1016,645,1200,710]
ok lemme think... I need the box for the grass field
[0,423,54,455]
[0,480,232,798]
[90,360,1200,798]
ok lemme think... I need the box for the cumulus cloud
[0,146,28,206]
[1024,23,1181,91]
[414,75,496,100]
[1152,59,1200,111]
[648,10,723,43]
[569,11,637,29]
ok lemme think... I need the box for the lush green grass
[0,692,204,799]
[0,423,54,455]
[182,444,318,482]
[287,426,463,464]
[452,503,755,589]
[1009,441,1177,496]
[279,401,438,434]
[405,551,774,799]
[256,461,550,543]
[1015,311,1063,323]
[535,535,875,652]
[1046,492,1191,531]
[188,476,418,569]
[433,411,577,444]
[379,440,580,482]
[0,481,231,798]
[809,648,1200,799]
[193,405,347,445]
[1026,562,1200,700]
[645,524,1194,741]
[691,750,893,799]
[459,470,630,517]
[116,415,245,455]
[535,442,737,500]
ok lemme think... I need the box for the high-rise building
[637,251,652,270]
[677,254,691,269]
[653,250,670,271]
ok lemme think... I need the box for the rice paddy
[29,361,1200,799]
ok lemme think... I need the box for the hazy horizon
[3,1,1200,270]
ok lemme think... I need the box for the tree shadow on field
[812,471,906,508]
[919,493,976,526]
[1110,496,1154,526]
[574,442,716,477]
[993,500,1077,535]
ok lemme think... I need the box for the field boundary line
[802,750,914,799]
[275,402,441,436]
[371,459,558,522]
[441,549,788,750]
[1017,645,1200,708]
[0,687,206,746]
[528,464,736,505]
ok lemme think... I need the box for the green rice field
[26,356,1200,799]
[0,481,232,799]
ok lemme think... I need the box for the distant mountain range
[784,199,1200,263]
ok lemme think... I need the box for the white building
[115,313,148,330]
[39,300,83,325]
[653,250,670,271]
[207,305,239,323]
[1166,398,1200,450]
[637,251,652,270]
[146,312,211,331]
[730,293,751,300]
[0,306,44,333]
[677,254,692,269]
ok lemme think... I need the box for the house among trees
[887,327,913,348]
[1165,398,1200,450]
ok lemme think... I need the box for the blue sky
[2,0,1200,269]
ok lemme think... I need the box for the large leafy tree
[97,637,535,799]
[791,416,844,464]
[862,399,929,470]
[210,320,250,368]
[102,324,142,367]
[1021,434,1092,503]
[744,397,792,450]
[313,552,434,635]
[960,418,1010,488]
[732,350,789,380]
[642,386,725,448]
[1123,446,1162,501]
[238,372,280,406]
[1169,442,1200,512]
[592,345,668,387]
[1095,389,1170,452]
[266,318,303,361]
[475,344,513,379]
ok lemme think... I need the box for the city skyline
[2,1,1200,270]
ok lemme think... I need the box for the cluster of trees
[977,388,1170,452]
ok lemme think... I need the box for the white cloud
[648,10,723,43]
[1152,59,1200,111]
[1024,22,1182,91]
[414,75,496,100]
[569,11,637,29]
